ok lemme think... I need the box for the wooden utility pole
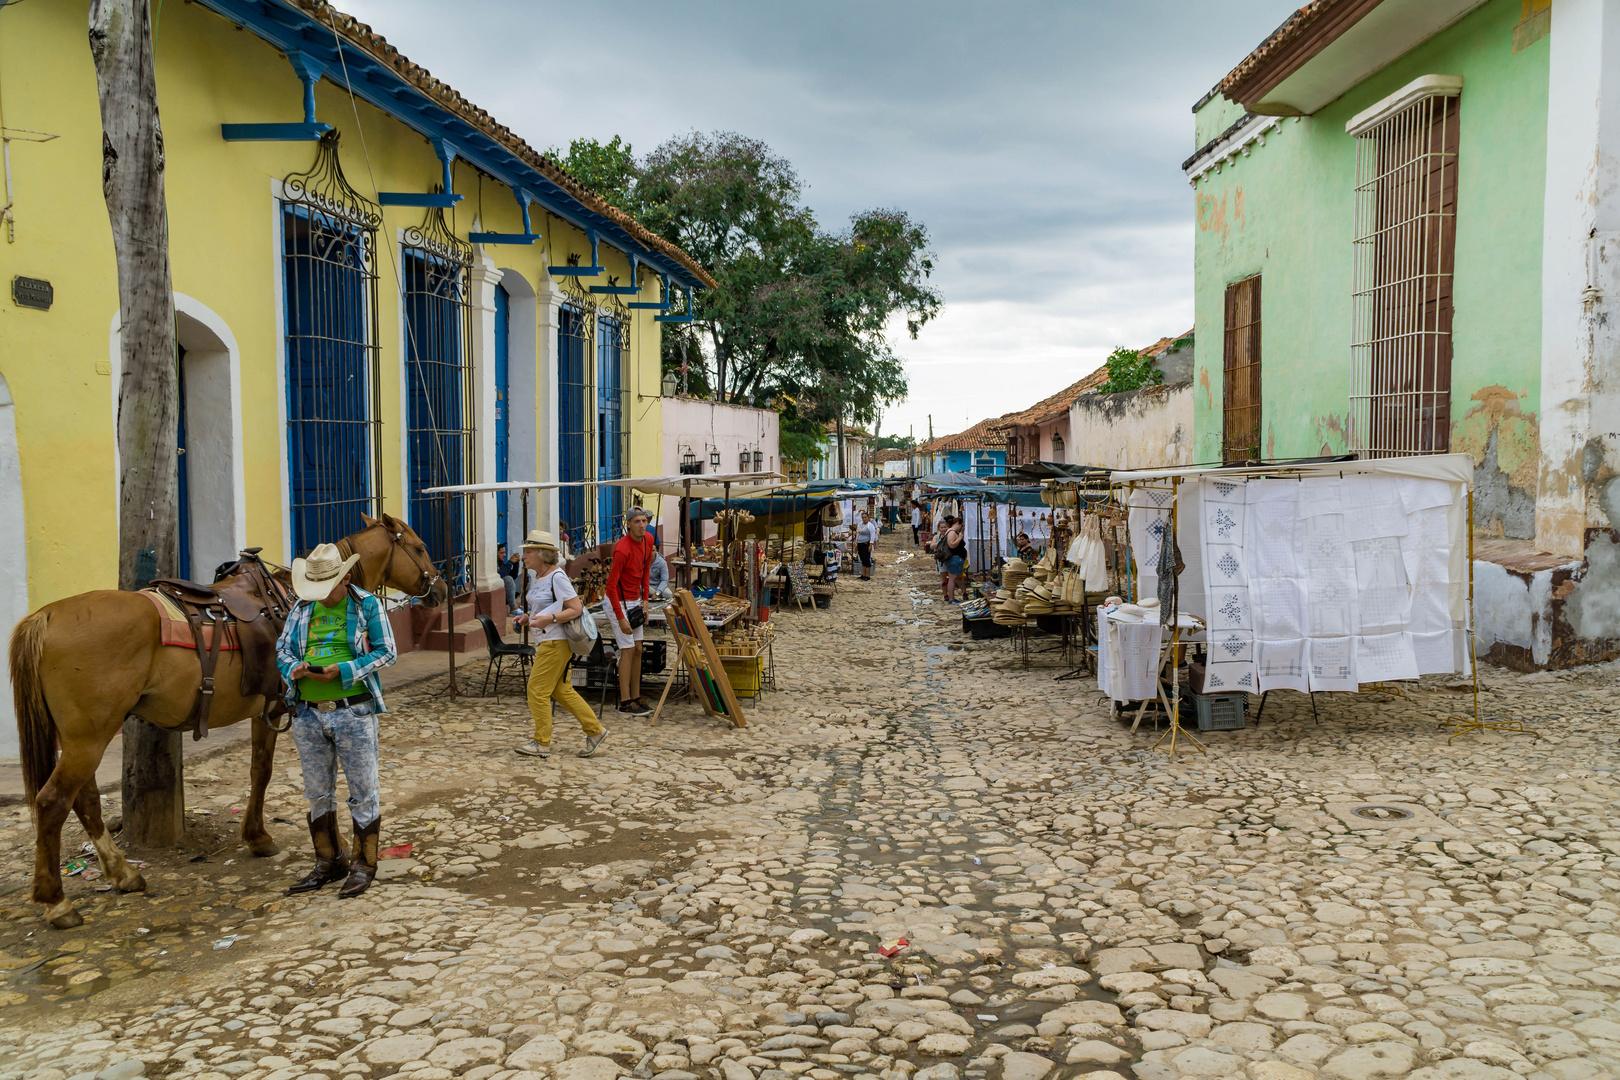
[91,0,184,847]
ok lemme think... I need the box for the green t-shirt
[299,599,363,702]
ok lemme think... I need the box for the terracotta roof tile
[1218,0,1353,105]
[285,0,717,289]
[997,329,1193,430]
[873,448,909,463]
[920,417,1006,454]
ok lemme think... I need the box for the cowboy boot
[338,816,380,899]
[287,812,350,895]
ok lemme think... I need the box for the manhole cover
[1351,804,1415,821]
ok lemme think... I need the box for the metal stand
[434,490,460,699]
[1448,490,1539,741]
[1150,480,1203,756]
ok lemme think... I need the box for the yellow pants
[527,638,603,745]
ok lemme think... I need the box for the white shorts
[610,601,645,650]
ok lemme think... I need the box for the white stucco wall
[1068,383,1194,470]
[0,373,25,762]
[661,396,780,479]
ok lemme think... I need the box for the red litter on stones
[378,843,414,860]
[878,937,909,958]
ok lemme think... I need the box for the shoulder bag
[552,570,599,657]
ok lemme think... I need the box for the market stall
[1101,452,1502,744]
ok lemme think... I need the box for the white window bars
[1349,76,1462,458]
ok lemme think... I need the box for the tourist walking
[910,501,921,545]
[276,542,399,899]
[940,516,967,603]
[856,510,878,580]
[606,506,655,715]
[513,529,607,759]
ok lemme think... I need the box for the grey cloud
[340,0,1289,437]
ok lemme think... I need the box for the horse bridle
[341,527,439,603]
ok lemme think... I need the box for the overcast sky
[343,0,1292,443]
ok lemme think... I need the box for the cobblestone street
[3,534,1620,1080]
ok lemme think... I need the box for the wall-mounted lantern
[753,450,764,472]
[662,370,679,397]
[709,447,722,470]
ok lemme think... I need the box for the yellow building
[0,0,712,681]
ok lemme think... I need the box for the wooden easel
[648,588,748,728]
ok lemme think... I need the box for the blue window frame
[282,203,378,558]
[494,283,510,548]
[558,304,590,551]
[403,246,471,590]
[597,314,626,539]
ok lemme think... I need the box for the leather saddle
[148,549,294,740]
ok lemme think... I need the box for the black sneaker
[620,700,652,716]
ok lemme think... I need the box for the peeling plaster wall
[1069,383,1194,471]
[1473,558,1553,668]
[1452,384,1539,538]
[1563,530,1620,656]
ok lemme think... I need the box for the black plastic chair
[478,615,534,697]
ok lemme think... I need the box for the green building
[1187,0,1620,668]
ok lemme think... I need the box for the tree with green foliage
[554,133,939,433]
[548,135,640,214]
[1097,346,1165,395]
[874,433,916,451]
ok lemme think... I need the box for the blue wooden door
[494,284,510,547]
[176,345,191,579]
[557,306,589,550]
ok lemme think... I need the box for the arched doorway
[108,298,245,580]
[0,373,26,762]
[175,303,244,578]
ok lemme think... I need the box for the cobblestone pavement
[2,532,1619,1080]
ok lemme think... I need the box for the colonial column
[468,256,503,594]
[1536,0,1620,557]
[535,272,562,534]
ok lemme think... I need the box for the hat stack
[1002,557,1030,593]
[1018,578,1055,616]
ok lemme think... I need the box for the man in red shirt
[606,506,655,715]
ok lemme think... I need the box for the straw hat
[522,529,560,551]
[291,543,361,602]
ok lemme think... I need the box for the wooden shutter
[1222,275,1262,464]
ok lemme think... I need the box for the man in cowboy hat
[275,541,399,898]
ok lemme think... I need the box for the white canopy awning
[1110,452,1474,490]
[422,473,789,498]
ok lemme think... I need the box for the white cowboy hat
[291,543,361,602]
[522,529,560,550]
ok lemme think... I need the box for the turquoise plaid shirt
[275,586,398,712]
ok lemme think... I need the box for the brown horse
[9,514,448,929]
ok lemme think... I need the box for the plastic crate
[1193,693,1247,730]
[720,654,763,695]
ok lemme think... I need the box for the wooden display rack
[649,588,748,728]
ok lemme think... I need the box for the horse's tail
[8,610,56,805]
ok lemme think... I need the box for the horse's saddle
[145,550,292,740]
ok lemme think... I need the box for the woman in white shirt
[512,530,607,759]
[856,511,879,581]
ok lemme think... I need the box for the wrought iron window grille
[1350,91,1459,457]
[598,305,630,540]
[558,287,595,554]
[280,130,383,559]
[403,194,476,595]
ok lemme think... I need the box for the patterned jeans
[290,700,380,825]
